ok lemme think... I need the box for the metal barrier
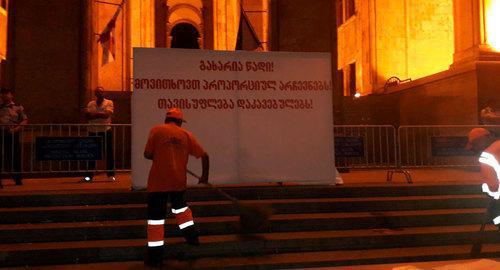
[334,125,397,169]
[1,124,398,176]
[397,125,500,168]
[0,124,131,175]
[1,124,496,179]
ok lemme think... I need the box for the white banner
[132,48,335,189]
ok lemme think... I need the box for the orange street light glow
[486,0,500,51]
[354,93,361,98]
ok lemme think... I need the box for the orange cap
[465,128,490,150]
[166,108,186,122]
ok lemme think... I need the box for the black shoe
[145,247,164,268]
[144,258,163,268]
[338,167,350,173]
[182,225,200,246]
[186,235,199,246]
[79,176,93,183]
[14,179,23,186]
[107,171,116,181]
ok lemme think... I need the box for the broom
[187,170,273,234]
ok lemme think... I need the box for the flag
[98,4,122,66]
[236,4,262,51]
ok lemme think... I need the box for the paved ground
[308,258,500,270]
[0,167,485,194]
[0,173,132,193]
[5,258,499,270]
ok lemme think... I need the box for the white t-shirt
[87,98,114,132]
[481,106,500,125]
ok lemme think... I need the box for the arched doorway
[170,23,200,49]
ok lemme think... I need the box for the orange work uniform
[144,123,206,192]
[144,122,206,262]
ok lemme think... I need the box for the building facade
[1,0,272,123]
[2,0,498,125]
[0,0,8,86]
[337,0,500,125]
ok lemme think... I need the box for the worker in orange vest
[466,128,500,227]
[143,108,209,267]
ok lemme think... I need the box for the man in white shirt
[0,88,28,188]
[480,99,500,125]
[82,87,115,182]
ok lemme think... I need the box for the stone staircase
[0,184,499,269]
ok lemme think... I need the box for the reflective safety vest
[479,151,500,225]
[479,152,500,199]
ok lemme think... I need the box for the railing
[1,124,497,177]
[334,125,397,169]
[0,124,131,175]
[397,125,500,168]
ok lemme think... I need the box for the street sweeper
[143,107,209,267]
[466,128,500,227]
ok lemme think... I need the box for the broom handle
[187,169,238,203]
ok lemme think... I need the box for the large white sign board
[132,48,335,189]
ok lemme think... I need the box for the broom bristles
[186,171,274,234]
[238,203,274,234]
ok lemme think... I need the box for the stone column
[5,0,15,89]
[154,0,167,47]
[202,0,214,49]
[452,0,500,66]
[167,21,172,47]
[269,0,279,51]
[81,0,98,115]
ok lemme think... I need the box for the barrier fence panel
[397,125,500,168]
[334,125,397,169]
[0,124,131,175]
[4,124,494,175]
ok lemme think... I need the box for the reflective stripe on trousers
[147,219,165,247]
[172,206,195,230]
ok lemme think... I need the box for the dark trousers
[488,199,500,227]
[0,131,22,185]
[86,130,114,177]
[146,191,198,263]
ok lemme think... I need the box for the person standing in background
[480,99,500,125]
[0,88,28,188]
[82,87,115,182]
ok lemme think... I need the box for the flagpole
[96,0,125,65]
[94,0,126,36]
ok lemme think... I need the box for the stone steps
[0,184,482,207]
[159,244,500,270]
[0,209,488,244]
[0,194,488,224]
[0,183,497,268]
[1,225,499,267]
[7,244,500,270]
